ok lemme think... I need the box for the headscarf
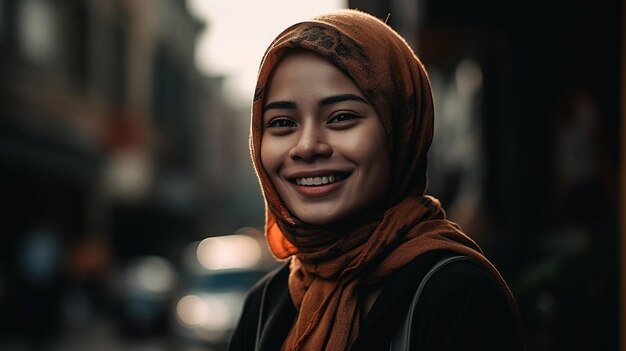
[250,9,518,351]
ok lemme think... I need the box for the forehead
[265,51,361,100]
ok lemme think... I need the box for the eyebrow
[319,94,369,106]
[263,100,297,112]
[263,94,369,113]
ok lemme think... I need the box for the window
[18,0,58,65]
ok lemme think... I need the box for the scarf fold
[279,196,513,351]
[249,9,519,351]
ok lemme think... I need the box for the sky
[187,0,347,105]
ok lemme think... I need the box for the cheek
[348,125,389,168]
[260,137,283,176]
[357,125,391,187]
[259,141,273,175]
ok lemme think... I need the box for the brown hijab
[250,9,517,351]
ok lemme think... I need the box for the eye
[267,117,297,128]
[328,112,360,124]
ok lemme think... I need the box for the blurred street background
[0,0,622,350]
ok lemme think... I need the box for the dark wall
[427,1,620,350]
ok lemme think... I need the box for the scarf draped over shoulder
[249,9,519,351]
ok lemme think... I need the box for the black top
[229,250,524,351]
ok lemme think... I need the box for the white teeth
[295,174,342,186]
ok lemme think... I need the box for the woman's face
[260,51,390,226]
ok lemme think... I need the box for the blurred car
[170,229,278,351]
[112,255,178,338]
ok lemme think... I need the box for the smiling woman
[230,9,524,351]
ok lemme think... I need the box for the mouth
[289,172,350,186]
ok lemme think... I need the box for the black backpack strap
[255,276,271,351]
[390,255,475,351]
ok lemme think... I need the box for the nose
[288,123,332,161]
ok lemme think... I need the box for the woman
[230,9,524,351]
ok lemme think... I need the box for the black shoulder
[413,257,524,351]
[356,252,524,351]
[228,263,290,351]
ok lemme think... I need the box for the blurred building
[0,0,243,346]
[350,0,621,350]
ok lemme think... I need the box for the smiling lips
[294,173,348,186]
[289,173,349,197]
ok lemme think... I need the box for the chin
[296,213,342,227]
[295,208,370,228]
